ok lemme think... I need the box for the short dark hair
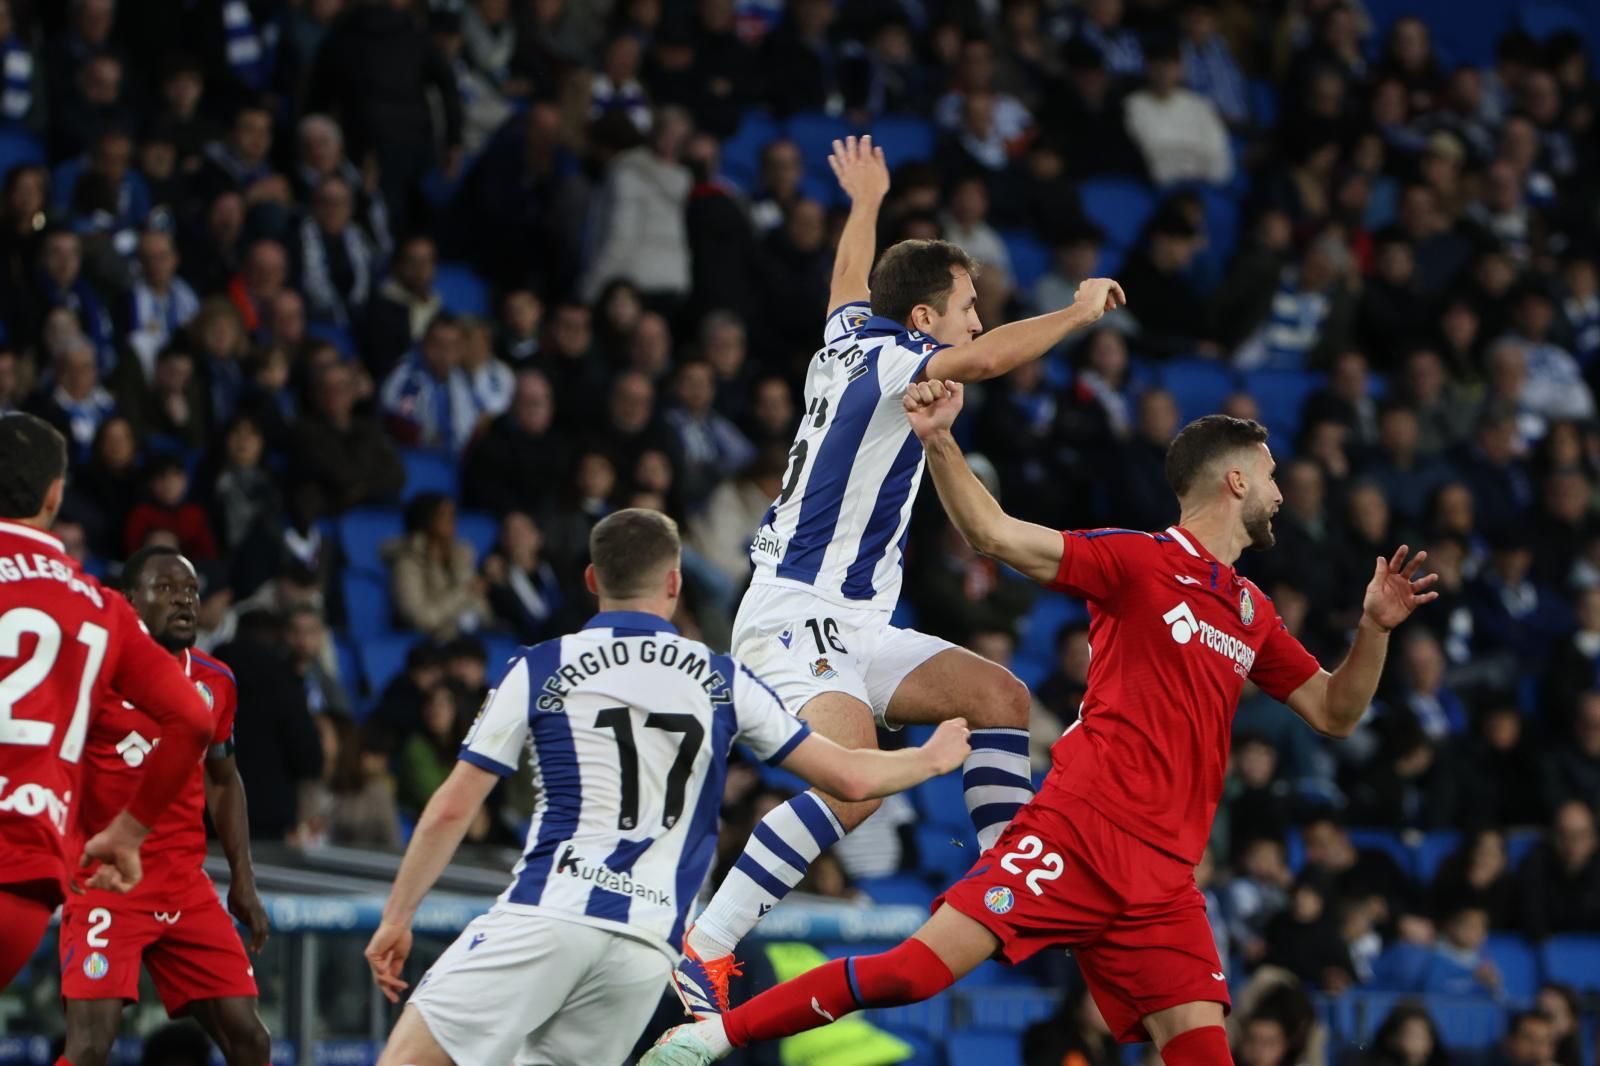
[1508,1010,1552,1037]
[121,544,183,592]
[1164,414,1270,498]
[589,508,681,599]
[0,413,68,519]
[869,239,979,325]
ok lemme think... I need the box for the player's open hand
[902,378,964,441]
[1362,545,1439,632]
[366,920,414,1004]
[922,717,973,775]
[828,135,889,205]
[229,880,271,953]
[1072,278,1126,322]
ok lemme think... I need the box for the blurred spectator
[1456,412,1535,536]
[911,517,1036,644]
[367,639,446,753]
[1543,592,1600,723]
[460,316,514,419]
[1432,826,1517,928]
[1494,1010,1560,1066]
[462,368,567,517]
[291,175,376,329]
[482,511,565,644]
[1263,871,1357,993]
[748,139,803,234]
[384,492,490,640]
[1302,813,1418,931]
[1400,348,1477,456]
[24,336,115,465]
[1372,902,1498,995]
[687,445,782,588]
[295,113,393,258]
[223,610,323,841]
[665,359,754,509]
[362,233,441,378]
[1486,336,1593,446]
[123,454,219,560]
[1433,703,1547,834]
[1393,630,1468,740]
[1362,1003,1452,1066]
[1124,38,1233,188]
[1305,350,1379,448]
[1537,984,1583,1066]
[591,33,651,135]
[1036,622,1090,728]
[1040,40,1145,179]
[1108,388,1181,530]
[397,681,470,815]
[34,227,116,374]
[1562,257,1599,369]
[290,360,405,516]
[1218,734,1293,858]
[1224,837,1294,966]
[1022,980,1118,1066]
[1118,213,1208,358]
[1360,404,1454,530]
[1468,530,1572,667]
[1235,233,1356,370]
[284,602,350,718]
[1516,799,1600,939]
[379,313,480,453]
[1542,693,1600,813]
[1343,709,1441,828]
[497,288,542,365]
[579,106,692,305]
[1179,0,1248,130]
[1530,469,1594,590]
[124,229,199,383]
[760,0,839,116]
[319,715,403,849]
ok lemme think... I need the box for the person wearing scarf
[35,228,117,375]
[294,175,375,328]
[24,337,115,465]
[379,314,481,453]
[294,113,394,259]
[126,229,200,382]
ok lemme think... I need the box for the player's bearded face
[1242,487,1275,550]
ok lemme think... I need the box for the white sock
[688,792,844,958]
[964,728,1035,850]
[693,1017,732,1057]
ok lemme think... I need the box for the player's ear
[665,567,682,601]
[41,477,65,523]
[1226,467,1248,499]
[583,564,600,597]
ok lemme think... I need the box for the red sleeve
[104,599,212,827]
[212,672,238,749]
[1048,529,1143,603]
[1249,613,1323,703]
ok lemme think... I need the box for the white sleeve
[877,333,945,396]
[731,662,810,764]
[823,301,871,345]
[459,654,533,776]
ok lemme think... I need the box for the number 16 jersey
[748,303,948,613]
[459,611,809,963]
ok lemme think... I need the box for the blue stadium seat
[948,1029,1023,1065]
[869,114,936,166]
[916,824,978,884]
[401,449,459,500]
[1518,0,1586,39]
[1016,593,1088,671]
[797,171,843,209]
[435,261,491,317]
[456,509,499,563]
[1347,828,1414,875]
[784,112,854,180]
[359,634,424,697]
[338,507,404,569]
[483,635,522,685]
[720,109,781,193]
[1248,79,1278,130]
[1506,829,1541,871]
[1077,177,1157,251]
[1241,367,1323,445]
[0,127,44,181]
[1483,934,1538,1002]
[912,772,974,835]
[965,987,1062,1031]
[1000,229,1051,291]
[341,570,393,635]
[1415,831,1462,882]
[1160,358,1238,424]
[1541,935,1600,994]
[305,321,356,359]
[1426,996,1508,1050]
[855,874,937,908]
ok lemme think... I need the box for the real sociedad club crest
[1239,588,1256,626]
[194,681,214,709]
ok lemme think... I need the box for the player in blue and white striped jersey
[364,509,971,1066]
[674,135,1127,1018]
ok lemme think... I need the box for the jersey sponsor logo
[984,886,1015,914]
[811,997,836,1022]
[153,912,180,924]
[1164,601,1256,677]
[536,640,731,710]
[1211,971,1226,981]
[83,952,109,980]
[1174,574,1201,586]
[0,777,70,834]
[555,844,674,909]
[751,525,785,559]
[116,731,154,767]
[809,657,838,680]
[0,552,104,606]
[1238,588,1256,626]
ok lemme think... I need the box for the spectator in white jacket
[579,106,693,304]
[1124,38,1233,187]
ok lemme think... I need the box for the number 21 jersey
[460,611,809,963]
[749,303,948,612]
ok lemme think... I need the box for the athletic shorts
[732,582,956,727]
[60,877,257,1015]
[935,793,1230,1042]
[408,907,672,1066]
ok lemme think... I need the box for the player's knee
[974,670,1031,729]
[63,1025,115,1066]
[223,1018,272,1066]
[830,794,882,832]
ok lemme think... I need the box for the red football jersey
[1041,524,1321,864]
[0,520,211,901]
[77,649,237,901]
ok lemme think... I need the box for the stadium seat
[456,509,499,562]
[947,1029,1024,1065]
[1426,996,1509,1049]
[1483,934,1538,1002]
[785,112,854,180]
[1160,358,1238,424]
[359,634,424,696]
[1077,177,1157,252]
[1415,831,1462,883]
[0,127,44,181]
[1518,0,1586,39]
[720,109,781,193]
[1347,828,1414,875]
[401,448,460,500]
[1015,593,1089,671]
[341,570,393,636]
[305,321,357,360]
[869,114,936,165]
[483,635,522,684]
[434,261,491,317]
[1000,229,1051,291]
[1541,935,1600,994]
[855,874,938,908]
[1506,829,1541,870]
[965,987,1062,1031]
[916,823,978,883]
[1248,79,1278,130]
[912,772,974,834]
[338,507,405,569]
[1241,367,1323,445]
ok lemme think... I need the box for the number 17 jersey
[749,303,948,613]
[459,611,809,963]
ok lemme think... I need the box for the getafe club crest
[1238,588,1256,626]
[984,886,1015,915]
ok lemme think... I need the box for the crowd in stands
[1,0,1598,1060]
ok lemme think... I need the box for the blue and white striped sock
[965,728,1034,850]
[688,792,845,959]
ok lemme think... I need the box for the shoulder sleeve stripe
[764,722,811,766]
[1069,528,1154,540]
[458,748,516,777]
[189,651,236,682]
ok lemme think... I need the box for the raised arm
[827,135,889,311]
[903,380,1066,583]
[780,719,971,802]
[1285,547,1437,736]
[922,278,1126,383]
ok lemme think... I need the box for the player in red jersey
[0,414,212,991]
[58,546,271,1066]
[643,381,1438,1066]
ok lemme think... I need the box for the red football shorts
[936,793,1230,1042]
[59,877,257,1015]
[0,883,58,992]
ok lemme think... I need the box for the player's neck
[1173,508,1245,567]
[596,596,676,623]
[11,510,53,532]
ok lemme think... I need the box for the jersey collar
[0,518,64,553]
[1166,525,1221,566]
[585,610,679,634]
[855,315,910,337]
